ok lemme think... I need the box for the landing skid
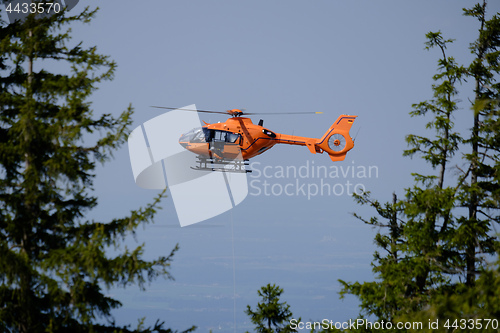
[191,156,252,173]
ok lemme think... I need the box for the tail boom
[275,115,357,162]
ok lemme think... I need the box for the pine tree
[339,30,465,325]
[245,284,297,333]
[460,0,500,288]
[338,1,500,330]
[412,2,500,328]
[0,6,191,333]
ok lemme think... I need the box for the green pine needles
[0,6,192,333]
[245,284,298,333]
[339,1,500,332]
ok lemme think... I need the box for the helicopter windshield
[179,127,206,143]
[192,128,207,143]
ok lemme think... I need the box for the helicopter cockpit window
[179,127,201,143]
[191,129,206,143]
[199,129,240,143]
[214,130,227,142]
[226,132,240,143]
[202,128,213,142]
[211,130,241,143]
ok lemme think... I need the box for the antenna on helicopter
[352,126,361,143]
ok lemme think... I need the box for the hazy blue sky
[5,1,500,331]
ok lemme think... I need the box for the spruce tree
[0,6,190,333]
[338,1,500,330]
[414,2,500,329]
[460,0,500,288]
[339,30,465,325]
[245,284,297,333]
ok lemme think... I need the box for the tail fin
[316,115,357,162]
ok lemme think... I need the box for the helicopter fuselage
[179,115,357,162]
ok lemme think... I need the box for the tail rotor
[316,115,357,162]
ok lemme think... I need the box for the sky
[4,1,500,332]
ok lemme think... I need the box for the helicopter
[152,106,357,173]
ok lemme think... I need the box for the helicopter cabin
[182,127,241,144]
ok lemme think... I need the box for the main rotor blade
[150,106,323,116]
[150,106,229,115]
[243,111,323,115]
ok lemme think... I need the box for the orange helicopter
[153,106,358,172]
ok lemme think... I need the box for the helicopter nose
[178,133,190,148]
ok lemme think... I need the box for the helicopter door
[209,131,241,160]
[223,132,242,158]
[209,130,226,159]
